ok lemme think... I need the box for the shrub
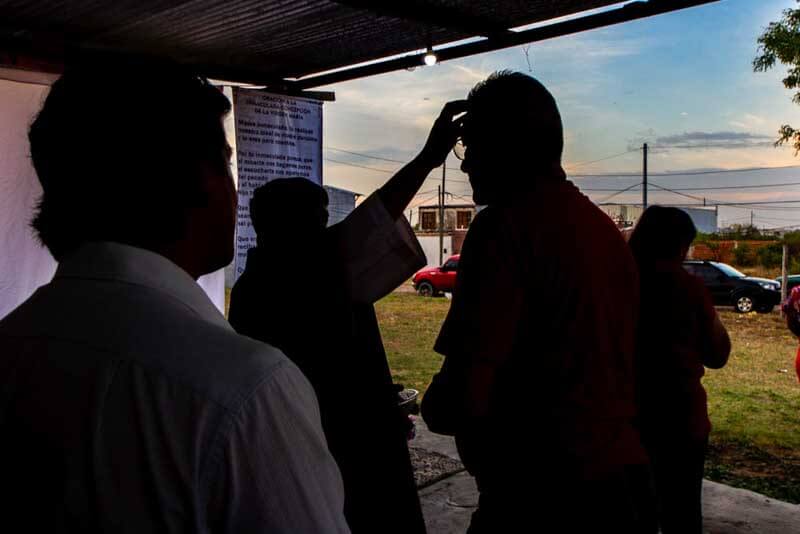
[733,243,755,267]
[758,243,783,268]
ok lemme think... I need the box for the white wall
[417,235,452,267]
[0,78,56,320]
[680,207,718,234]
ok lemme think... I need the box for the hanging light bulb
[423,46,438,66]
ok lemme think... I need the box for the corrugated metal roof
[0,1,715,86]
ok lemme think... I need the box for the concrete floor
[413,420,800,534]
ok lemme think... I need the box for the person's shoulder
[1,277,296,414]
[156,315,298,412]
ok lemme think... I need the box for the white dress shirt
[0,241,349,533]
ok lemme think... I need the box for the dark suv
[683,260,781,313]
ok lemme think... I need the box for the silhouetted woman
[629,206,731,534]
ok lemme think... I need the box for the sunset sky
[319,0,800,229]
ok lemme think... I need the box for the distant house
[415,203,477,266]
[418,203,477,232]
[324,185,361,226]
[599,203,718,234]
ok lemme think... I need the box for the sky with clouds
[318,0,800,229]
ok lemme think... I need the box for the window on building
[456,210,472,229]
[421,211,437,231]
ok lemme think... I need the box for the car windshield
[712,262,746,278]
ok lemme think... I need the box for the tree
[754,2,800,153]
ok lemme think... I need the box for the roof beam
[332,0,511,38]
[294,0,720,89]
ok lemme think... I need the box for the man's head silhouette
[249,178,329,247]
[460,70,564,205]
[29,60,234,278]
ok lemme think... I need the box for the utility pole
[750,211,754,228]
[642,143,648,209]
[438,185,444,265]
[439,164,446,265]
[782,243,789,309]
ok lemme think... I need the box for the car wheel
[734,294,755,313]
[417,281,434,297]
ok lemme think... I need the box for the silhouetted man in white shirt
[0,61,349,533]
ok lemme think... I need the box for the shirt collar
[55,241,232,330]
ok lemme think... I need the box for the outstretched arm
[378,100,467,220]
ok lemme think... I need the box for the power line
[572,163,800,179]
[564,149,640,170]
[325,146,407,164]
[580,184,644,192]
[653,181,800,191]
[649,164,800,177]
[648,182,707,203]
[597,182,642,203]
[323,156,470,185]
[325,145,465,173]
[670,199,800,207]
[324,157,393,173]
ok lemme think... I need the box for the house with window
[418,203,476,232]
[414,203,477,266]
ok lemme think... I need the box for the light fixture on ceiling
[423,45,438,66]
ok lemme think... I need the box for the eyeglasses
[453,138,466,160]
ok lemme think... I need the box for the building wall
[599,204,717,233]
[416,235,453,267]
[324,185,357,226]
[679,207,717,234]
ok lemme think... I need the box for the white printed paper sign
[233,88,323,281]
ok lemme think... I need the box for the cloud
[627,131,774,151]
[729,113,768,129]
[681,112,689,116]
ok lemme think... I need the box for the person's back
[440,180,643,480]
[422,71,652,533]
[0,243,345,532]
[637,264,716,437]
[0,62,348,533]
[630,206,730,534]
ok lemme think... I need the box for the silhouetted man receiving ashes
[421,71,655,533]
[229,103,465,534]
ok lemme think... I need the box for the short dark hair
[467,70,563,164]
[29,59,231,259]
[628,206,697,266]
[250,178,328,236]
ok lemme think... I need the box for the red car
[412,255,459,296]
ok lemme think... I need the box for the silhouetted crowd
[0,62,732,533]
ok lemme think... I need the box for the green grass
[703,309,800,502]
[376,293,451,396]
[377,293,800,503]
